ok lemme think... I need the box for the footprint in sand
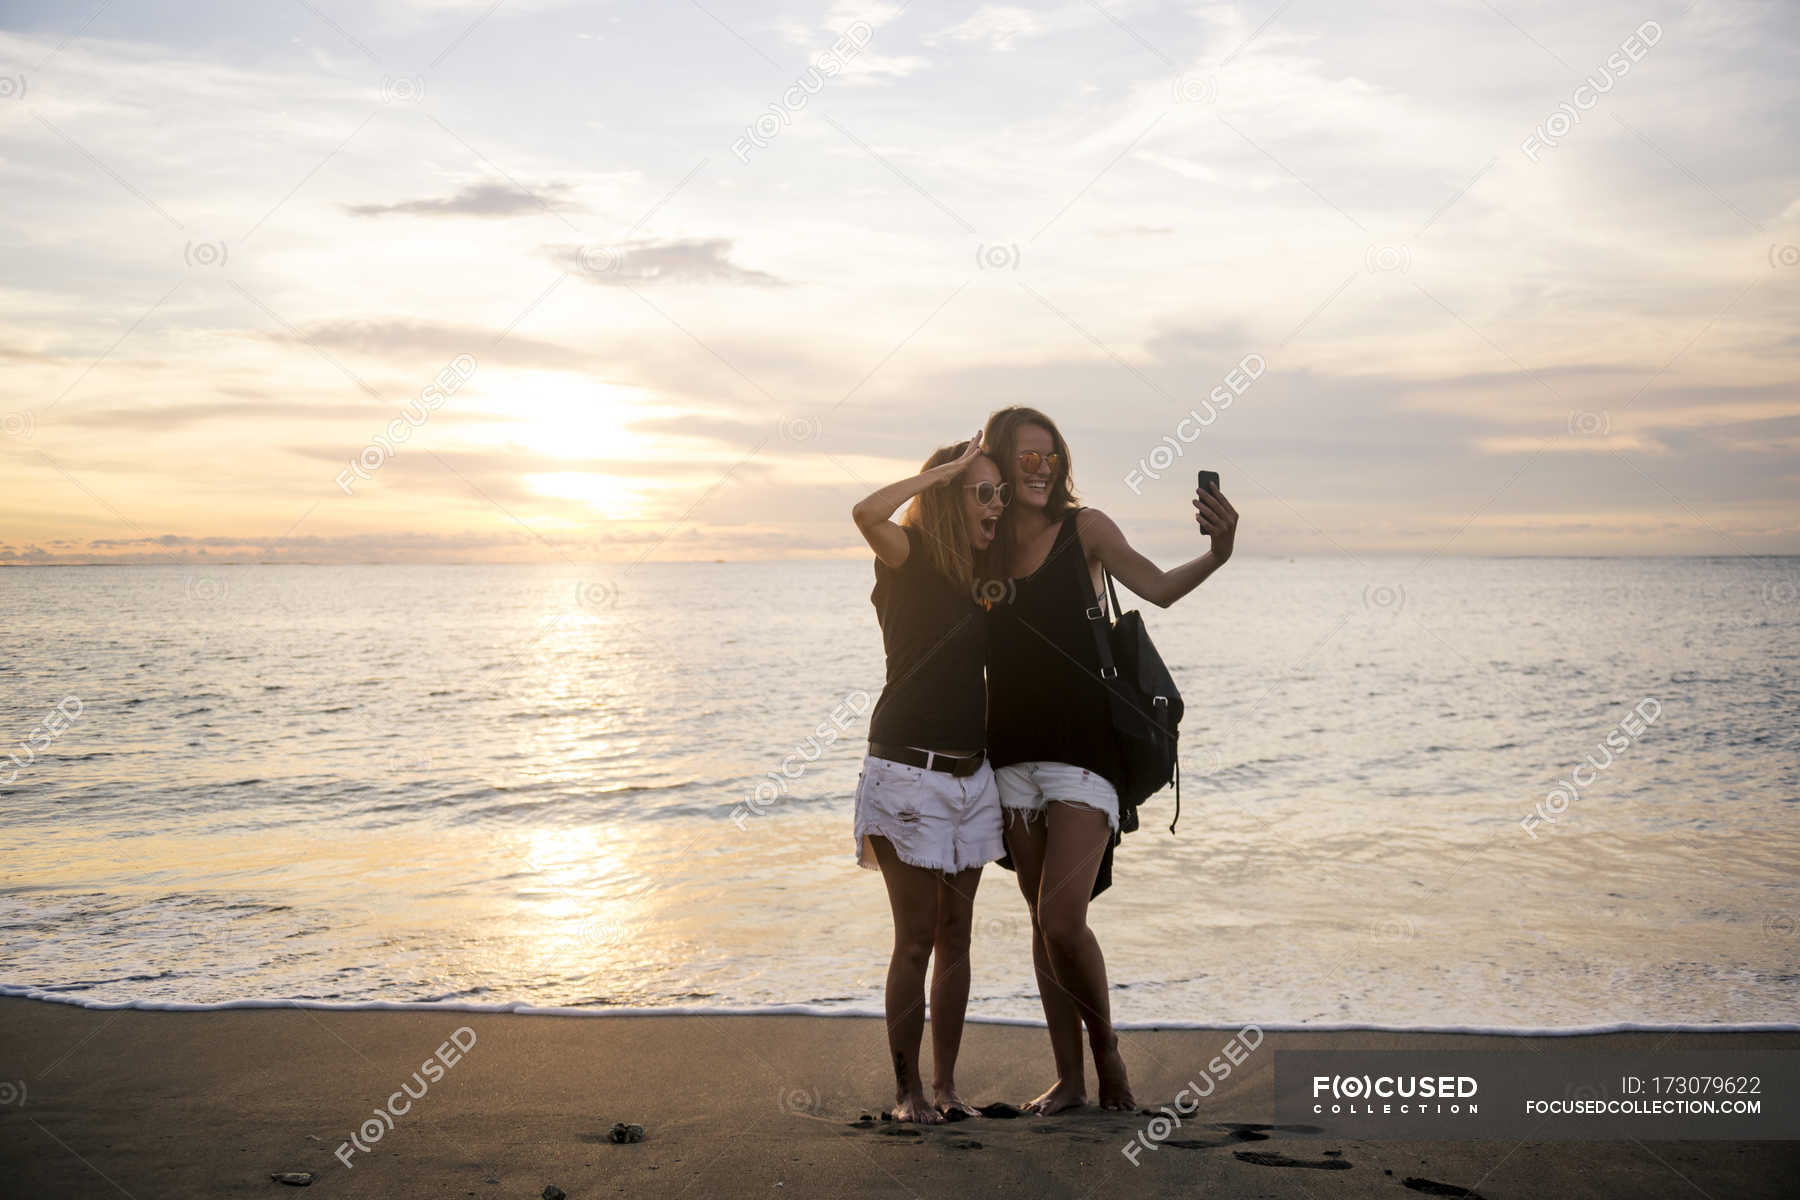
[848,1104,1019,1131]
[1234,1149,1353,1171]
[1404,1178,1483,1197]
[1152,1122,1330,1151]
[1216,1122,1325,1140]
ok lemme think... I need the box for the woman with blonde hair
[849,432,1011,1122]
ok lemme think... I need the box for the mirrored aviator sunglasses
[964,480,1012,505]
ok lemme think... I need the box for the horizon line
[4,552,1799,568]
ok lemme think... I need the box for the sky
[0,0,1795,564]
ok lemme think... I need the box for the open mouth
[1025,478,1049,494]
[979,515,998,539]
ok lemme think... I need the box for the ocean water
[1,558,1796,1031]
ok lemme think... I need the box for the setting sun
[500,375,657,462]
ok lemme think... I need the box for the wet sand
[1,997,1795,1197]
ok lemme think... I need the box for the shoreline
[3,996,1795,1198]
[5,984,1799,1036]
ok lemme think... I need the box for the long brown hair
[981,406,1078,572]
[901,441,978,589]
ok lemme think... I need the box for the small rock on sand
[542,1186,567,1200]
[608,1122,646,1144]
[268,1171,314,1186]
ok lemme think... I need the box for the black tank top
[986,511,1123,786]
[867,525,988,751]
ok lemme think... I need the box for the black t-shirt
[867,525,987,752]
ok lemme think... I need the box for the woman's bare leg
[928,865,984,1116]
[869,836,945,1123]
[1036,802,1134,1110]
[1003,809,1089,1114]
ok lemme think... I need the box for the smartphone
[1196,470,1221,535]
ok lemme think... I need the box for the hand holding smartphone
[1196,470,1222,535]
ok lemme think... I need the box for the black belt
[869,743,986,778]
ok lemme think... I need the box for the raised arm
[851,432,983,567]
[1078,482,1238,609]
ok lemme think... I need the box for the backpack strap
[1066,513,1117,680]
[1170,751,1180,834]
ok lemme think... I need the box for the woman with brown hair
[980,405,1238,1114]
[849,433,1011,1122]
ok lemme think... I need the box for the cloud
[57,401,373,431]
[931,6,1048,51]
[1135,152,1223,184]
[1474,434,1668,455]
[804,1,928,82]
[1144,323,1258,358]
[344,181,575,219]
[271,444,780,517]
[1095,225,1175,237]
[264,320,601,373]
[283,445,748,482]
[825,2,904,30]
[551,238,785,286]
[0,517,860,565]
[87,533,195,548]
[49,529,613,563]
[56,399,517,432]
[1403,364,1645,392]
[625,414,772,446]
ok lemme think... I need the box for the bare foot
[1095,1044,1135,1111]
[1023,1078,1086,1115]
[933,1086,980,1120]
[888,1093,944,1124]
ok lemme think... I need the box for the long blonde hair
[901,441,978,589]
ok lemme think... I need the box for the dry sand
[1,997,1794,1197]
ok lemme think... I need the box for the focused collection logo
[1310,1072,1480,1116]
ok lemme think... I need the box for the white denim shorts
[853,752,1004,874]
[994,761,1121,832]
